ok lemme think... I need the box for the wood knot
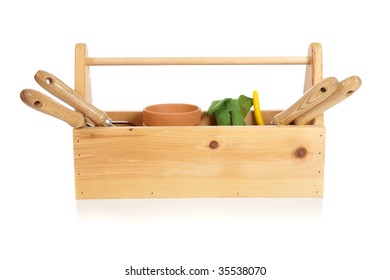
[294,147,307,158]
[209,140,219,149]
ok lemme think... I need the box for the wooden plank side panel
[73,126,325,199]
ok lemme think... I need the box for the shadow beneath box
[76,197,322,224]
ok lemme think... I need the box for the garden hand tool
[292,76,362,125]
[271,77,339,125]
[34,70,114,127]
[20,89,90,128]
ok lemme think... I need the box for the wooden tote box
[73,43,325,199]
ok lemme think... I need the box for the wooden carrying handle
[86,56,310,66]
[271,77,339,125]
[20,89,86,128]
[34,70,113,127]
[293,76,362,125]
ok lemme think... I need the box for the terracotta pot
[143,103,202,126]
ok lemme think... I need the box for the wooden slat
[73,125,325,199]
[106,110,282,126]
[75,43,92,102]
[86,56,309,66]
[304,43,324,125]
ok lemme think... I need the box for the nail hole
[45,77,53,84]
[81,192,83,195]
[347,90,354,96]
[151,192,154,195]
[316,191,319,194]
[320,87,327,93]
[33,100,42,107]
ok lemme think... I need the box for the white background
[1,0,389,279]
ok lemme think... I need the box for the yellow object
[253,90,265,125]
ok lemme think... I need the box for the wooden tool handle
[293,76,362,125]
[34,70,113,127]
[20,89,86,128]
[271,77,339,125]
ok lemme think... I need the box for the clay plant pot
[143,103,202,126]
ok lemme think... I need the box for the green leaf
[207,98,232,115]
[238,95,253,118]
